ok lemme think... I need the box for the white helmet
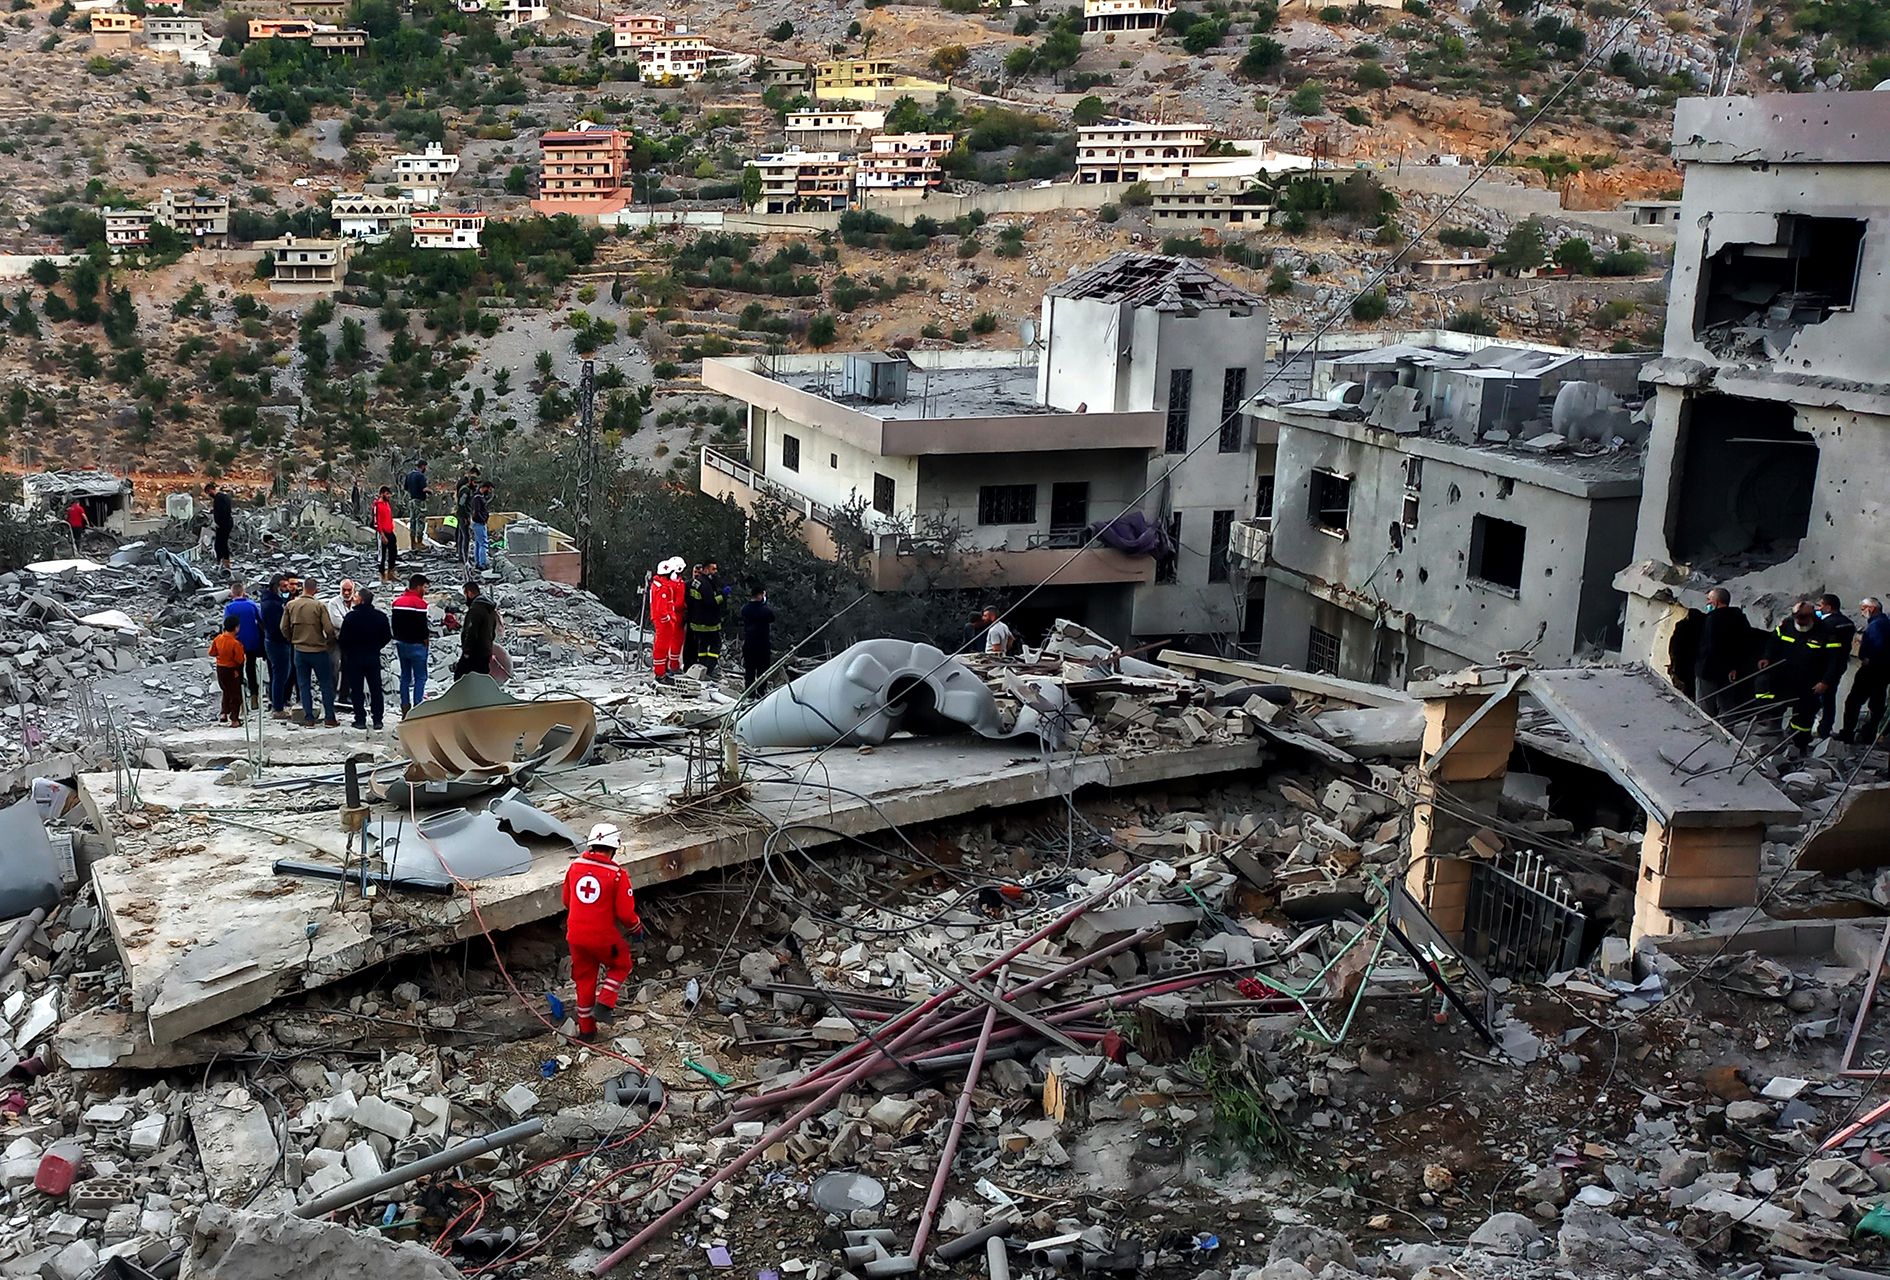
[659,556,685,576]
[588,822,622,851]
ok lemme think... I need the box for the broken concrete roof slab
[1518,666,1798,828]
[738,639,1027,749]
[395,673,597,780]
[1045,251,1265,311]
[0,793,63,918]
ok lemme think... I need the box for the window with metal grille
[781,433,800,472]
[977,483,1037,525]
[872,472,894,515]
[1208,508,1234,582]
[1156,512,1181,582]
[1218,367,1247,453]
[1309,469,1351,534]
[1307,626,1341,675]
[1164,368,1192,453]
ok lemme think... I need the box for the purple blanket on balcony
[1086,511,1163,557]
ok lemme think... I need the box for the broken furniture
[396,674,597,780]
[737,639,1049,749]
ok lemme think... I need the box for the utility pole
[576,357,596,591]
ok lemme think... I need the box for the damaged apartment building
[1239,336,1650,684]
[1618,90,1890,664]
[702,253,1268,640]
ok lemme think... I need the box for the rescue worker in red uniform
[650,556,686,682]
[563,822,643,1041]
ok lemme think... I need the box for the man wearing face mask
[1756,597,1841,750]
[1693,587,1753,721]
[1842,597,1890,746]
[1812,593,1857,740]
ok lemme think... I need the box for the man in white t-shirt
[980,606,1013,658]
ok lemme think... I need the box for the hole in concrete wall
[1666,395,1817,572]
[1694,215,1866,359]
[1308,469,1351,535]
[1469,514,1526,591]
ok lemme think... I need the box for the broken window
[1255,475,1275,520]
[1156,512,1181,582]
[872,472,895,515]
[1165,368,1192,453]
[1694,215,1866,359]
[1666,394,1817,570]
[1208,509,1234,582]
[1402,492,1420,529]
[1307,625,1341,675]
[1218,367,1247,453]
[1469,514,1526,591]
[977,483,1037,525]
[781,432,801,472]
[1308,469,1351,536]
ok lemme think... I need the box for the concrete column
[1630,818,1763,945]
[1404,687,1518,938]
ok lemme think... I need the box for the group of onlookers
[211,573,501,730]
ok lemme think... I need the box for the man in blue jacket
[222,582,266,714]
[1842,596,1890,745]
[259,575,296,718]
[338,588,393,731]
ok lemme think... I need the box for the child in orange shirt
[209,617,247,726]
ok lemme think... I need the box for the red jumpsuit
[650,573,684,678]
[563,849,643,1036]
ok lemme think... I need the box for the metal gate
[1462,851,1585,980]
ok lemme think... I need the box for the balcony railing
[702,446,839,527]
[1228,515,1272,570]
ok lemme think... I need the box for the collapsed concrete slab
[66,737,1264,1063]
[189,1204,463,1280]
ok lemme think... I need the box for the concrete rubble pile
[2,560,1889,1276]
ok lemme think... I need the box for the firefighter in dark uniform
[683,562,725,677]
[1813,593,1857,740]
[1757,597,1844,750]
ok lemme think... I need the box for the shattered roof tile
[1046,252,1265,311]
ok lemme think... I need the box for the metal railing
[701,446,838,527]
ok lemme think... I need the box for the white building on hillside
[1083,0,1172,37]
[391,142,461,207]
[410,210,485,251]
[331,192,413,242]
[854,133,954,191]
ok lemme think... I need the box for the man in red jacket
[373,485,398,584]
[563,822,642,1041]
[64,500,86,555]
[650,556,686,682]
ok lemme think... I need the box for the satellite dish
[1020,317,1038,347]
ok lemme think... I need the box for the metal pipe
[293,1119,544,1218]
[0,908,49,982]
[933,1212,1018,1264]
[911,971,1005,1261]
[600,872,1144,1273]
[730,923,1159,1118]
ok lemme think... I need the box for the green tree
[504,165,529,196]
[1072,94,1107,125]
[1240,37,1285,78]
[1350,287,1389,321]
[1491,215,1548,273]
[1553,237,1596,274]
[808,313,837,348]
[740,164,763,210]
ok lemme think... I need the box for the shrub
[1350,287,1389,321]
[1240,36,1285,78]
[1596,248,1651,276]
[1288,82,1326,115]
[1120,181,1153,207]
[1266,265,1293,294]
[1437,226,1490,249]
[970,311,998,335]
[1353,60,1391,89]
[807,313,837,347]
[1446,309,1499,335]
